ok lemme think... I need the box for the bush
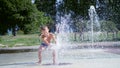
[0,36,2,42]
[17,30,24,35]
[24,22,39,34]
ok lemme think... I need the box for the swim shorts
[41,42,48,47]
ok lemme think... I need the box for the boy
[37,26,56,64]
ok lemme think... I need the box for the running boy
[37,26,56,64]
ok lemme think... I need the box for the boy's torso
[41,33,53,43]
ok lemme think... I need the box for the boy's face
[41,27,49,34]
[45,27,49,33]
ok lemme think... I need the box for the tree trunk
[74,32,77,41]
[12,28,16,36]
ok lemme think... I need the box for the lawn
[0,34,40,47]
[0,31,120,48]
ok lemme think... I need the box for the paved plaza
[0,48,120,68]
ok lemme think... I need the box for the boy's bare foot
[36,61,41,65]
[53,62,59,65]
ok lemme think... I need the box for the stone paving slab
[0,58,120,68]
[0,48,120,68]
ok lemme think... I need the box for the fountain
[55,0,120,64]
[55,0,73,49]
[55,1,101,49]
[88,5,101,46]
[0,1,120,68]
[55,0,103,64]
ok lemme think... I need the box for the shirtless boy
[37,26,56,64]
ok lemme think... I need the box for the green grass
[0,34,40,47]
[0,31,120,47]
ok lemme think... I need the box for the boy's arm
[52,34,56,44]
[42,37,50,45]
[41,35,50,46]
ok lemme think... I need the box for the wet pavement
[0,48,120,68]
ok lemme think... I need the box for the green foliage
[0,0,32,34]
[23,11,53,34]
[17,30,24,35]
[0,36,2,42]
[24,22,38,34]
[74,20,118,33]
[35,0,56,16]
[34,0,120,31]
[0,0,120,35]
[0,0,53,35]
[75,20,87,32]
[100,20,118,32]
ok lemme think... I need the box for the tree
[35,0,56,18]
[23,11,53,34]
[34,0,120,32]
[0,0,52,35]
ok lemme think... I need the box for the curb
[0,46,39,54]
[0,42,120,54]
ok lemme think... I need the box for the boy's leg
[52,50,56,64]
[37,46,43,64]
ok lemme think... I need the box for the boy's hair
[40,26,48,30]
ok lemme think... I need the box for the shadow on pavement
[105,48,120,55]
[0,62,72,66]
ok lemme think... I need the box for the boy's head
[40,26,49,33]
